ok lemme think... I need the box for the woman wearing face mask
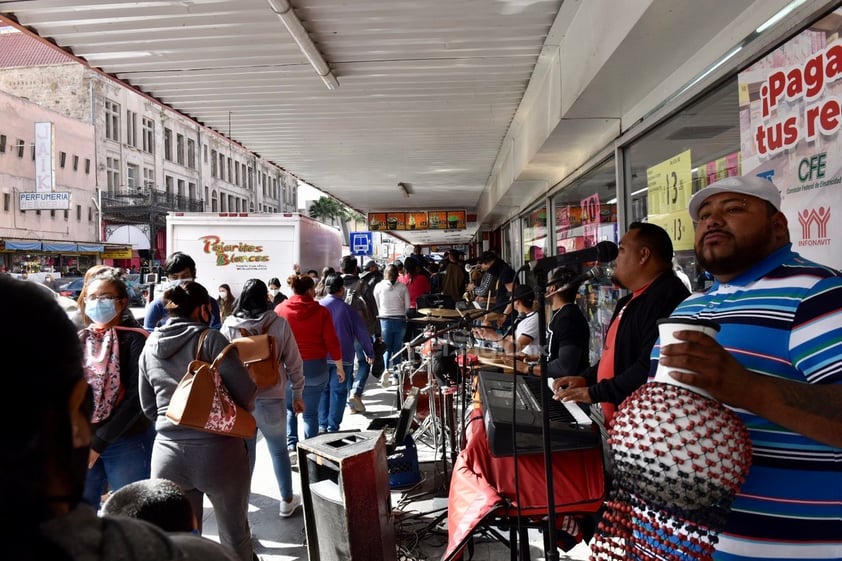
[138,281,257,561]
[267,277,287,307]
[372,264,410,381]
[218,283,236,322]
[77,268,154,511]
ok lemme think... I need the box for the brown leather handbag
[166,330,256,438]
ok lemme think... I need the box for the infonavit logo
[797,206,831,247]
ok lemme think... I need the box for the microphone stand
[532,268,560,561]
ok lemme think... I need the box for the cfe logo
[797,206,831,247]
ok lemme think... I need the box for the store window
[521,202,548,264]
[624,80,739,292]
[550,158,620,366]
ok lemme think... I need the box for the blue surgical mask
[85,298,119,325]
[166,277,193,290]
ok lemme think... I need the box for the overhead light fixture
[756,0,808,33]
[266,0,339,90]
[398,182,411,198]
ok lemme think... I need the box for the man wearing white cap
[653,175,842,559]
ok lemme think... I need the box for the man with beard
[654,175,842,560]
[554,222,689,425]
[1,276,239,561]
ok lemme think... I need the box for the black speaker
[297,431,396,561]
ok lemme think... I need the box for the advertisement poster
[406,211,428,230]
[385,212,406,231]
[646,149,694,251]
[368,212,387,231]
[738,9,842,268]
[428,210,466,230]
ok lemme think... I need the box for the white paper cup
[654,317,721,398]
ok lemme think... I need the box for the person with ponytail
[222,278,305,518]
[139,281,257,561]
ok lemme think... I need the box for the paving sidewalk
[200,373,594,560]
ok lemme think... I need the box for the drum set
[389,306,491,464]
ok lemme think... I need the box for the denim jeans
[318,361,354,432]
[380,318,407,371]
[246,398,294,501]
[287,358,329,448]
[351,339,372,397]
[83,424,155,509]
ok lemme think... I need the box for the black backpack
[344,273,381,336]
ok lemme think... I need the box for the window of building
[163,128,172,161]
[176,133,184,165]
[187,138,196,169]
[126,110,138,147]
[142,117,154,154]
[85,158,91,174]
[106,156,121,192]
[127,163,139,190]
[50,209,55,218]
[3,193,9,211]
[550,157,619,366]
[59,151,66,168]
[235,161,240,186]
[219,153,225,179]
[203,144,208,164]
[31,144,35,161]
[623,79,739,292]
[72,155,79,171]
[210,149,218,177]
[227,157,233,183]
[189,182,197,200]
[16,138,25,158]
[0,134,6,153]
[212,190,218,212]
[64,209,68,221]
[105,99,120,142]
[177,179,185,198]
[143,167,155,190]
[165,175,173,196]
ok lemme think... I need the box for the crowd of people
[4,175,840,560]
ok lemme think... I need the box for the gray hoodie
[138,318,257,440]
[220,311,305,402]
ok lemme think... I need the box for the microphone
[548,265,604,291]
[529,241,618,274]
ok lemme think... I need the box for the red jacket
[275,294,341,361]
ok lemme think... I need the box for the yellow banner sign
[647,150,694,251]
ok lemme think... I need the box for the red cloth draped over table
[442,409,605,560]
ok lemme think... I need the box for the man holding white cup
[653,175,842,560]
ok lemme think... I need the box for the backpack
[230,324,280,389]
[345,275,380,335]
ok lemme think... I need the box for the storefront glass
[550,158,620,366]
[521,202,548,265]
[624,79,740,292]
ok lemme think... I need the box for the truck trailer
[165,212,343,297]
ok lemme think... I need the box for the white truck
[165,212,343,296]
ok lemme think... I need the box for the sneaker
[288,446,298,467]
[279,494,302,518]
[347,395,366,413]
[380,370,393,388]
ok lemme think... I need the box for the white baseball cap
[688,175,781,221]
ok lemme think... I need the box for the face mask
[166,277,193,289]
[219,291,228,299]
[85,299,118,325]
[268,288,280,297]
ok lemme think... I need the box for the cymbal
[417,307,461,318]
[409,316,451,324]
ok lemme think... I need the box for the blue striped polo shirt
[648,245,842,560]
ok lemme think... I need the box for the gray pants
[152,436,253,561]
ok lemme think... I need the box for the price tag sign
[647,150,694,250]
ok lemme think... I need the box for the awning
[77,244,105,252]
[2,240,42,251]
[105,224,151,250]
[42,242,78,252]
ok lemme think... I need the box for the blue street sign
[350,231,373,256]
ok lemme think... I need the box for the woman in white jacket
[221,279,306,519]
[372,264,410,375]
